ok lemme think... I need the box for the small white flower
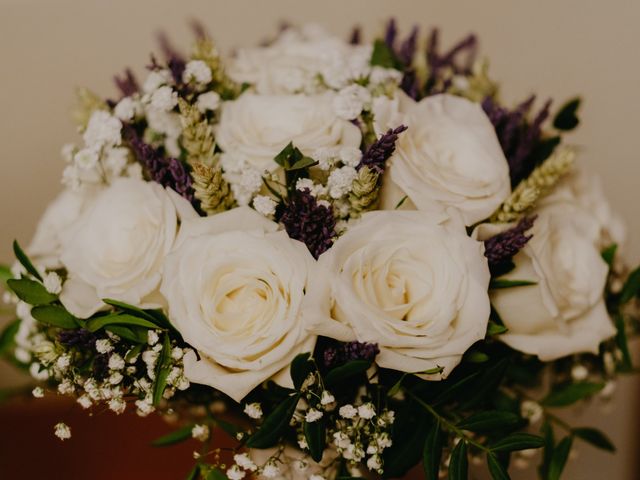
[61,165,81,190]
[55,354,71,372]
[376,432,393,449]
[108,397,126,414]
[339,147,362,167]
[339,404,358,419]
[77,395,92,409]
[333,431,352,449]
[369,66,403,85]
[366,455,382,471]
[313,146,339,171]
[114,97,137,121]
[95,339,113,354]
[150,86,178,111]
[243,402,263,419]
[600,380,617,399]
[261,464,280,478]
[309,475,325,480]
[143,70,171,93]
[73,147,100,170]
[135,398,155,417]
[226,465,245,480]
[305,408,323,423]
[108,372,124,385]
[176,376,190,391]
[333,84,371,120]
[126,162,143,180]
[357,402,376,420]
[327,166,358,199]
[233,453,257,471]
[57,379,75,395]
[320,390,335,406]
[147,330,160,346]
[521,400,543,424]
[32,386,44,398]
[191,424,210,441]
[29,362,49,380]
[252,195,277,217]
[171,347,184,360]
[603,351,616,375]
[43,272,63,295]
[61,143,76,163]
[196,91,221,112]
[83,110,122,148]
[298,435,309,449]
[104,147,129,176]
[377,410,395,427]
[571,364,589,381]
[183,60,213,84]
[108,353,125,371]
[54,422,71,441]
[295,178,327,197]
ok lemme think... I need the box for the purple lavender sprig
[484,215,537,267]
[114,68,140,98]
[279,189,337,259]
[424,28,478,96]
[58,329,98,350]
[157,32,186,83]
[358,125,408,173]
[125,129,195,203]
[323,341,380,369]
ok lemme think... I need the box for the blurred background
[0,0,638,478]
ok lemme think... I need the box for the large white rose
[28,186,100,269]
[59,178,192,318]
[228,25,371,94]
[487,201,616,360]
[307,210,491,378]
[216,92,362,175]
[160,207,317,402]
[377,93,511,225]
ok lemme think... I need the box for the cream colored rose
[488,202,616,360]
[216,92,362,175]
[28,186,100,269]
[59,178,191,318]
[377,93,511,225]
[307,210,491,378]
[160,207,317,402]
[228,25,371,94]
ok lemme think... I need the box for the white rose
[307,210,491,378]
[377,93,511,225]
[59,178,193,318]
[28,186,100,269]
[216,92,361,174]
[487,201,616,360]
[228,25,371,94]
[160,207,317,402]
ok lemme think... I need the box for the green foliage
[86,314,160,333]
[487,321,508,336]
[382,409,429,478]
[304,418,327,462]
[614,314,633,371]
[370,39,402,69]
[456,410,521,433]
[290,352,314,391]
[448,440,468,480]
[539,421,555,479]
[152,424,195,447]
[619,266,640,304]
[422,421,443,480]
[30,305,79,329]
[104,325,148,343]
[13,240,43,281]
[102,298,176,332]
[489,279,537,289]
[152,334,172,406]
[553,98,581,131]
[601,244,617,267]
[541,382,604,407]
[548,435,573,480]
[246,393,300,448]
[273,142,318,197]
[205,468,229,480]
[7,278,57,305]
[0,319,20,356]
[324,360,371,388]
[487,453,510,480]
[0,264,12,286]
[572,427,615,452]
[489,432,545,452]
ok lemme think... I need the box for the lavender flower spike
[484,215,537,266]
[358,125,408,173]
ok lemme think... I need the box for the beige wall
[0,0,638,478]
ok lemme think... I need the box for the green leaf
[487,321,508,336]
[261,177,284,202]
[273,142,302,168]
[457,410,521,433]
[0,264,12,286]
[152,424,194,446]
[539,421,555,480]
[553,97,581,131]
[185,464,200,480]
[152,334,172,406]
[125,344,144,362]
[548,435,573,480]
[422,421,443,480]
[104,325,148,343]
[620,266,640,304]
[572,427,615,452]
[394,195,408,210]
[102,298,172,329]
[460,358,510,409]
[324,360,371,388]
[13,240,43,281]
[387,373,408,397]
[205,468,229,480]
[541,382,604,407]
[487,453,510,480]
[86,313,160,333]
[30,305,79,329]
[489,279,537,289]
[382,410,429,477]
[7,278,57,305]
[465,350,489,363]
[304,419,326,462]
[290,352,314,391]
[371,39,401,69]
[0,319,20,355]
[288,156,318,171]
[601,244,617,267]
[432,371,481,406]
[529,136,561,167]
[614,314,633,371]
[490,433,545,452]
[213,417,240,437]
[246,393,300,448]
[448,440,468,480]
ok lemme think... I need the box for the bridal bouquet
[1,19,638,480]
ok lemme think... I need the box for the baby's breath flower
[339,404,358,419]
[191,424,210,442]
[261,464,280,478]
[571,364,589,381]
[54,422,71,441]
[32,386,44,398]
[226,465,245,480]
[150,86,178,111]
[357,403,376,420]
[298,435,309,449]
[233,453,257,471]
[305,408,323,423]
[309,475,325,480]
[252,195,277,217]
[135,398,155,417]
[521,400,543,424]
[108,353,125,371]
[108,372,124,385]
[196,91,221,112]
[244,402,263,419]
[43,272,62,295]
[327,166,358,199]
[108,397,126,414]
[183,60,212,84]
[77,395,92,409]
[114,97,137,121]
[55,354,71,372]
[147,330,160,346]
[58,379,75,395]
[366,454,382,472]
[320,390,335,406]
[95,339,113,354]
[171,347,184,360]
